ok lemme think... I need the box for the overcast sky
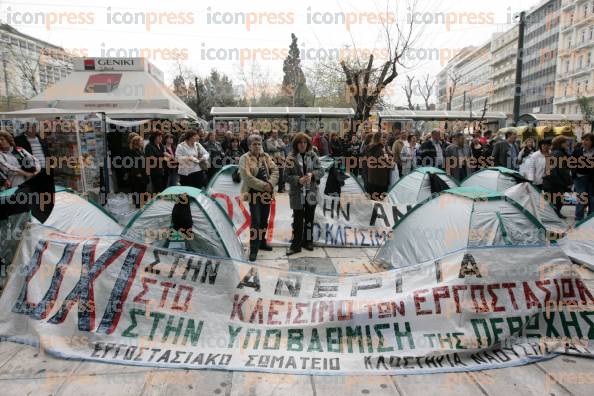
[0,0,543,106]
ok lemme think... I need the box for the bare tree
[3,41,46,103]
[340,0,420,121]
[236,61,275,105]
[303,59,350,107]
[446,71,462,111]
[403,75,415,110]
[417,74,435,110]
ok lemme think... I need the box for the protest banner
[207,169,405,247]
[0,224,592,375]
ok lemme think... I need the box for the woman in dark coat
[128,135,148,208]
[365,132,391,201]
[543,135,572,218]
[203,131,225,180]
[144,132,167,193]
[285,133,324,256]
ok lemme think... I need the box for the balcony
[574,14,594,29]
[554,95,579,105]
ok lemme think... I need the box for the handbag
[194,142,209,171]
[14,147,37,173]
[232,168,241,183]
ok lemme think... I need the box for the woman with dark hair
[365,132,391,200]
[572,133,594,221]
[203,131,225,181]
[175,130,210,189]
[344,133,360,176]
[285,133,323,256]
[164,133,178,187]
[543,135,572,218]
[518,137,536,165]
[329,132,343,157]
[128,135,148,208]
[0,130,39,190]
[144,132,167,193]
[224,136,243,165]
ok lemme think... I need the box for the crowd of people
[1,123,593,261]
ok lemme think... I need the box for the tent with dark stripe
[461,167,527,192]
[374,186,547,269]
[0,186,122,288]
[122,186,243,259]
[387,167,458,207]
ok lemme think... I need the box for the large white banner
[0,225,592,375]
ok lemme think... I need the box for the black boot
[259,232,273,251]
[249,242,258,262]
[286,245,301,256]
[304,241,314,251]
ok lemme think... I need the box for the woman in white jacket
[175,130,210,189]
[400,134,417,177]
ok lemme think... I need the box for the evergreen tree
[281,33,311,106]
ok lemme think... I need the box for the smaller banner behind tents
[207,166,405,248]
[0,225,592,375]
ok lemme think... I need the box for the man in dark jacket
[419,129,445,169]
[543,136,572,218]
[572,133,594,221]
[491,130,519,170]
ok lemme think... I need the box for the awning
[378,110,508,121]
[210,107,355,117]
[0,107,194,120]
[15,57,199,120]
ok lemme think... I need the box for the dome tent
[122,186,243,259]
[387,167,458,207]
[560,214,594,270]
[206,164,242,196]
[0,186,122,288]
[374,186,547,269]
[504,182,568,237]
[33,186,122,235]
[461,167,527,192]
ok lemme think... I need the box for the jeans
[249,196,271,256]
[291,203,316,249]
[574,176,594,221]
[179,171,207,189]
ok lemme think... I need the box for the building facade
[554,0,594,116]
[448,42,492,113]
[0,24,73,111]
[490,26,519,122]
[519,0,562,115]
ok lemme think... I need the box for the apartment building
[554,0,594,116]
[448,42,492,113]
[490,26,519,122]
[0,24,73,111]
[435,47,476,111]
[519,0,562,115]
